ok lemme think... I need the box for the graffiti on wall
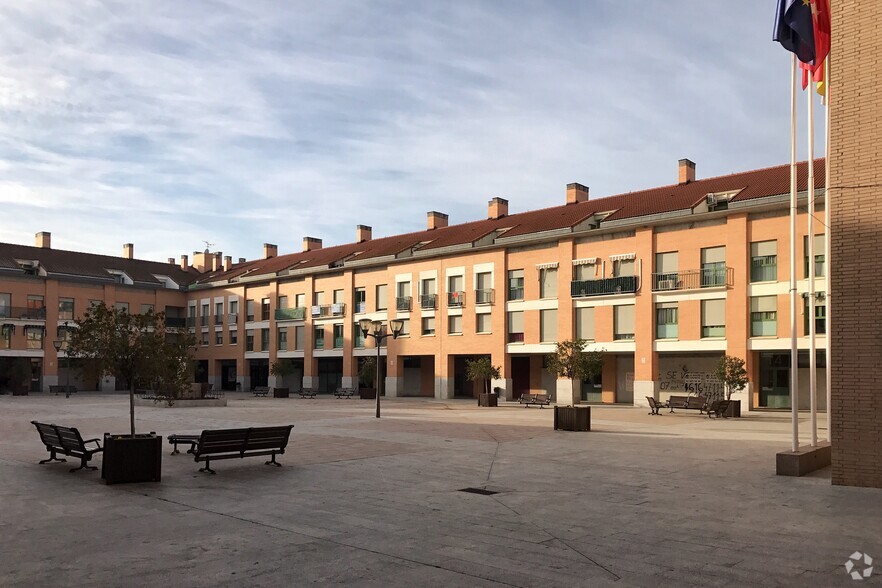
[659,363,724,399]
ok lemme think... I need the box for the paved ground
[1,393,879,587]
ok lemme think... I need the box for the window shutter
[540,309,558,342]
[751,241,777,257]
[576,307,595,340]
[508,311,524,333]
[615,305,635,334]
[702,299,726,326]
[701,246,726,264]
[656,252,678,274]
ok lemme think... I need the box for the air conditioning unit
[706,193,717,207]
[656,279,677,290]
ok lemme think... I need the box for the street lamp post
[52,338,70,398]
[359,318,404,418]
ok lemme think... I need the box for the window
[142,304,154,315]
[0,324,11,349]
[448,315,462,335]
[229,300,238,316]
[58,298,74,320]
[397,318,410,336]
[573,264,594,281]
[804,297,826,335]
[294,326,304,350]
[278,328,287,351]
[613,259,635,277]
[614,305,635,340]
[333,289,344,305]
[803,235,825,278]
[751,241,778,283]
[229,329,238,345]
[25,326,43,349]
[246,300,255,321]
[294,294,305,309]
[26,295,44,318]
[261,298,271,321]
[475,272,493,304]
[314,326,324,349]
[421,316,435,336]
[313,291,324,305]
[507,311,524,343]
[396,281,412,311]
[421,278,436,309]
[376,284,387,311]
[701,299,726,338]
[354,288,366,313]
[333,324,344,348]
[448,275,465,307]
[200,331,209,346]
[508,269,524,301]
[575,307,595,341]
[213,302,222,324]
[260,328,270,351]
[700,246,726,287]
[656,302,678,339]
[539,268,558,299]
[278,296,288,310]
[540,309,558,342]
[245,329,254,351]
[0,293,10,318]
[90,299,103,309]
[215,330,223,345]
[354,324,365,348]
[751,296,777,337]
[476,313,491,334]
[115,302,130,313]
[655,252,678,288]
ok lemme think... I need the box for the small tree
[545,339,603,382]
[465,356,500,396]
[715,355,748,401]
[270,358,298,388]
[358,356,377,389]
[67,304,195,436]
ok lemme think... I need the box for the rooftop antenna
[202,240,214,253]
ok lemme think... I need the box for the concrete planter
[273,387,290,398]
[359,388,376,400]
[101,432,162,484]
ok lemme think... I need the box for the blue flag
[773,0,816,63]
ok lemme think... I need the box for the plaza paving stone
[0,393,879,587]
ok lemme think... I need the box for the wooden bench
[31,421,103,472]
[167,434,200,455]
[666,395,708,414]
[190,425,294,474]
[49,385,77,397]
[647,396,668,415]
[334,387,355,399]
[518,393,551,408]
[299,388,318,398]
[252,386,269,397]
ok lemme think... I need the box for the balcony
[186,317,196,328]
[447,291,465,308]
[275,307,306,321]
[354,301,366,313]
[0,306,46,320]
[420,294,437,310]
[311,304,346,318]
[571,276,638,297]
[651,267,734,292]
[165,317,187,328]
[396,296,412,311]
[214,315,224,325]
[227,313,238,324]
[199,316,209,327]
[475,289,494,305]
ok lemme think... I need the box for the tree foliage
[270,358,298,378]
[358,356,377,388]
[465,356,501,395]
[0,357,32,394]
[67,304,195,435]
[715,355,748,400]
[545,339,603,381]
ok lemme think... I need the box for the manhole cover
[458,487,499,496]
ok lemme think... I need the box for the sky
[0,1,826,263]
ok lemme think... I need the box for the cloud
[0,1,823,262]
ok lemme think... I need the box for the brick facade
[830,2,882,487]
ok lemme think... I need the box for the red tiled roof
[194,159,824,285]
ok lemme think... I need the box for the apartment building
[0,159,827,410]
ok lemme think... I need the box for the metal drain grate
[458,487,499,496]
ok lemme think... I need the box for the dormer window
[106,270,133,285]
[705,191,737,212]
[15,259,40,276]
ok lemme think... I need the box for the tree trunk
[129,382,136,437]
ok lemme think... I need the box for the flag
[773,0,816,64]
[799,59,826,95]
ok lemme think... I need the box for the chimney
[123,243,134,259]
[192,251,211,272]
[180,254,189,271]
[167,257,175,265]
[356,225,372,243]
[488,197,508,219]
[35,231,51,249]
[224,256,232,271]
[302,237,322,252]
[427,211,448,230]
[566,183,589,205]
[678,158,696,184]
[263,243,278,259]
[238,257,246,263]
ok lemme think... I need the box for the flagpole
[824,56,832,442]
[790,53,800,453]
[807,79,817,448]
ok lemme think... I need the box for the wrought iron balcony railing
[396,296,412,311]
[570,276,638,297]
[447,291,466,307]
[165,317,187,328]
[311,304,346,318]
[0,306,46,320]
[474,289,494,305]
[420,294,437,310]
[650,267,733,292]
